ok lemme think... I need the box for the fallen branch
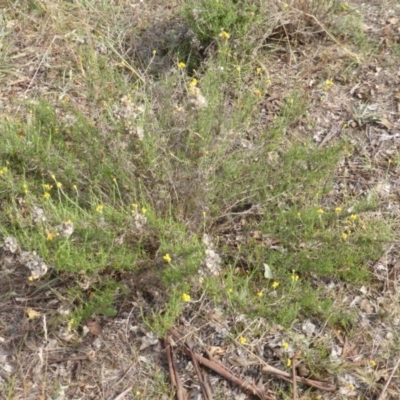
[170,329,274,400]
[187,341,213,400]
[262,364,336,392]
[164,334,188,400]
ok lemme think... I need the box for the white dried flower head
[132,211,147,231]
[32,206,46,224]
[199,234,221,276]
[2,237,19,254]
[188,86,208,109]
[57,220,74,238]
[21,251,49,279]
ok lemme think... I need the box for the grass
[0,0,390,325]
[0,0,397,397]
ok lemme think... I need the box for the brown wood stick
[164,335,188,400]
[165,335,177,388]
[112,386,133,400]
[292,354,298,400]
[187,341,213,400]
[170,329,273,400]
[262,364,336,392]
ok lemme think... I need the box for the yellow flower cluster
[323,79,334,91]
[219,30,230,40]
[272,281,280,289]
[182,293,191,302]
[163,253,172,263]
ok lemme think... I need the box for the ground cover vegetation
[1,0,400,398]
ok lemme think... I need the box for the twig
[112,386,133,400]
[291,354,299,400]
[165,335,177,388]
[262,364,336,392]
[318,123,342,148]
[47,354,92,363]
[187,342,213,400]
[170,329,273,400]
[164,335,188,400]
[378,358,400,400]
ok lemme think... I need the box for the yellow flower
[370,360,376,367]
[26,308,41,319]
[219,30,230,40]
[256,67,262,75]
[56,181,62,188]
[227,288,233,294]
[317,208,324,214]
[43,192,51,199]
[239,336,247,345]
[141,207,147,214]
[45,229,57,241]
[283,3,289,8]
[152,49,157,55]
[178,61,186,69]
[282,341,289,350]
[350,214,357,220]
[189,78,198,87]
[323,79,334,91]
[254,89,262,98]
[132,203,138,209]
[291,270,299,281]
[287,358,292,367]
[67,318,75,332]
[257,291,263,297]
[51,174,56,180]
[182,293,191,302]
[163,253,172,263]
[0,167,8,175]
[95,205,103,213]
[272,281,280,289]
[335,207,342,213]
[73,184,77,190]
[23,183,28,194]
[43,184,53,191]
[236,66,241,72]
[341,232,348,241]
